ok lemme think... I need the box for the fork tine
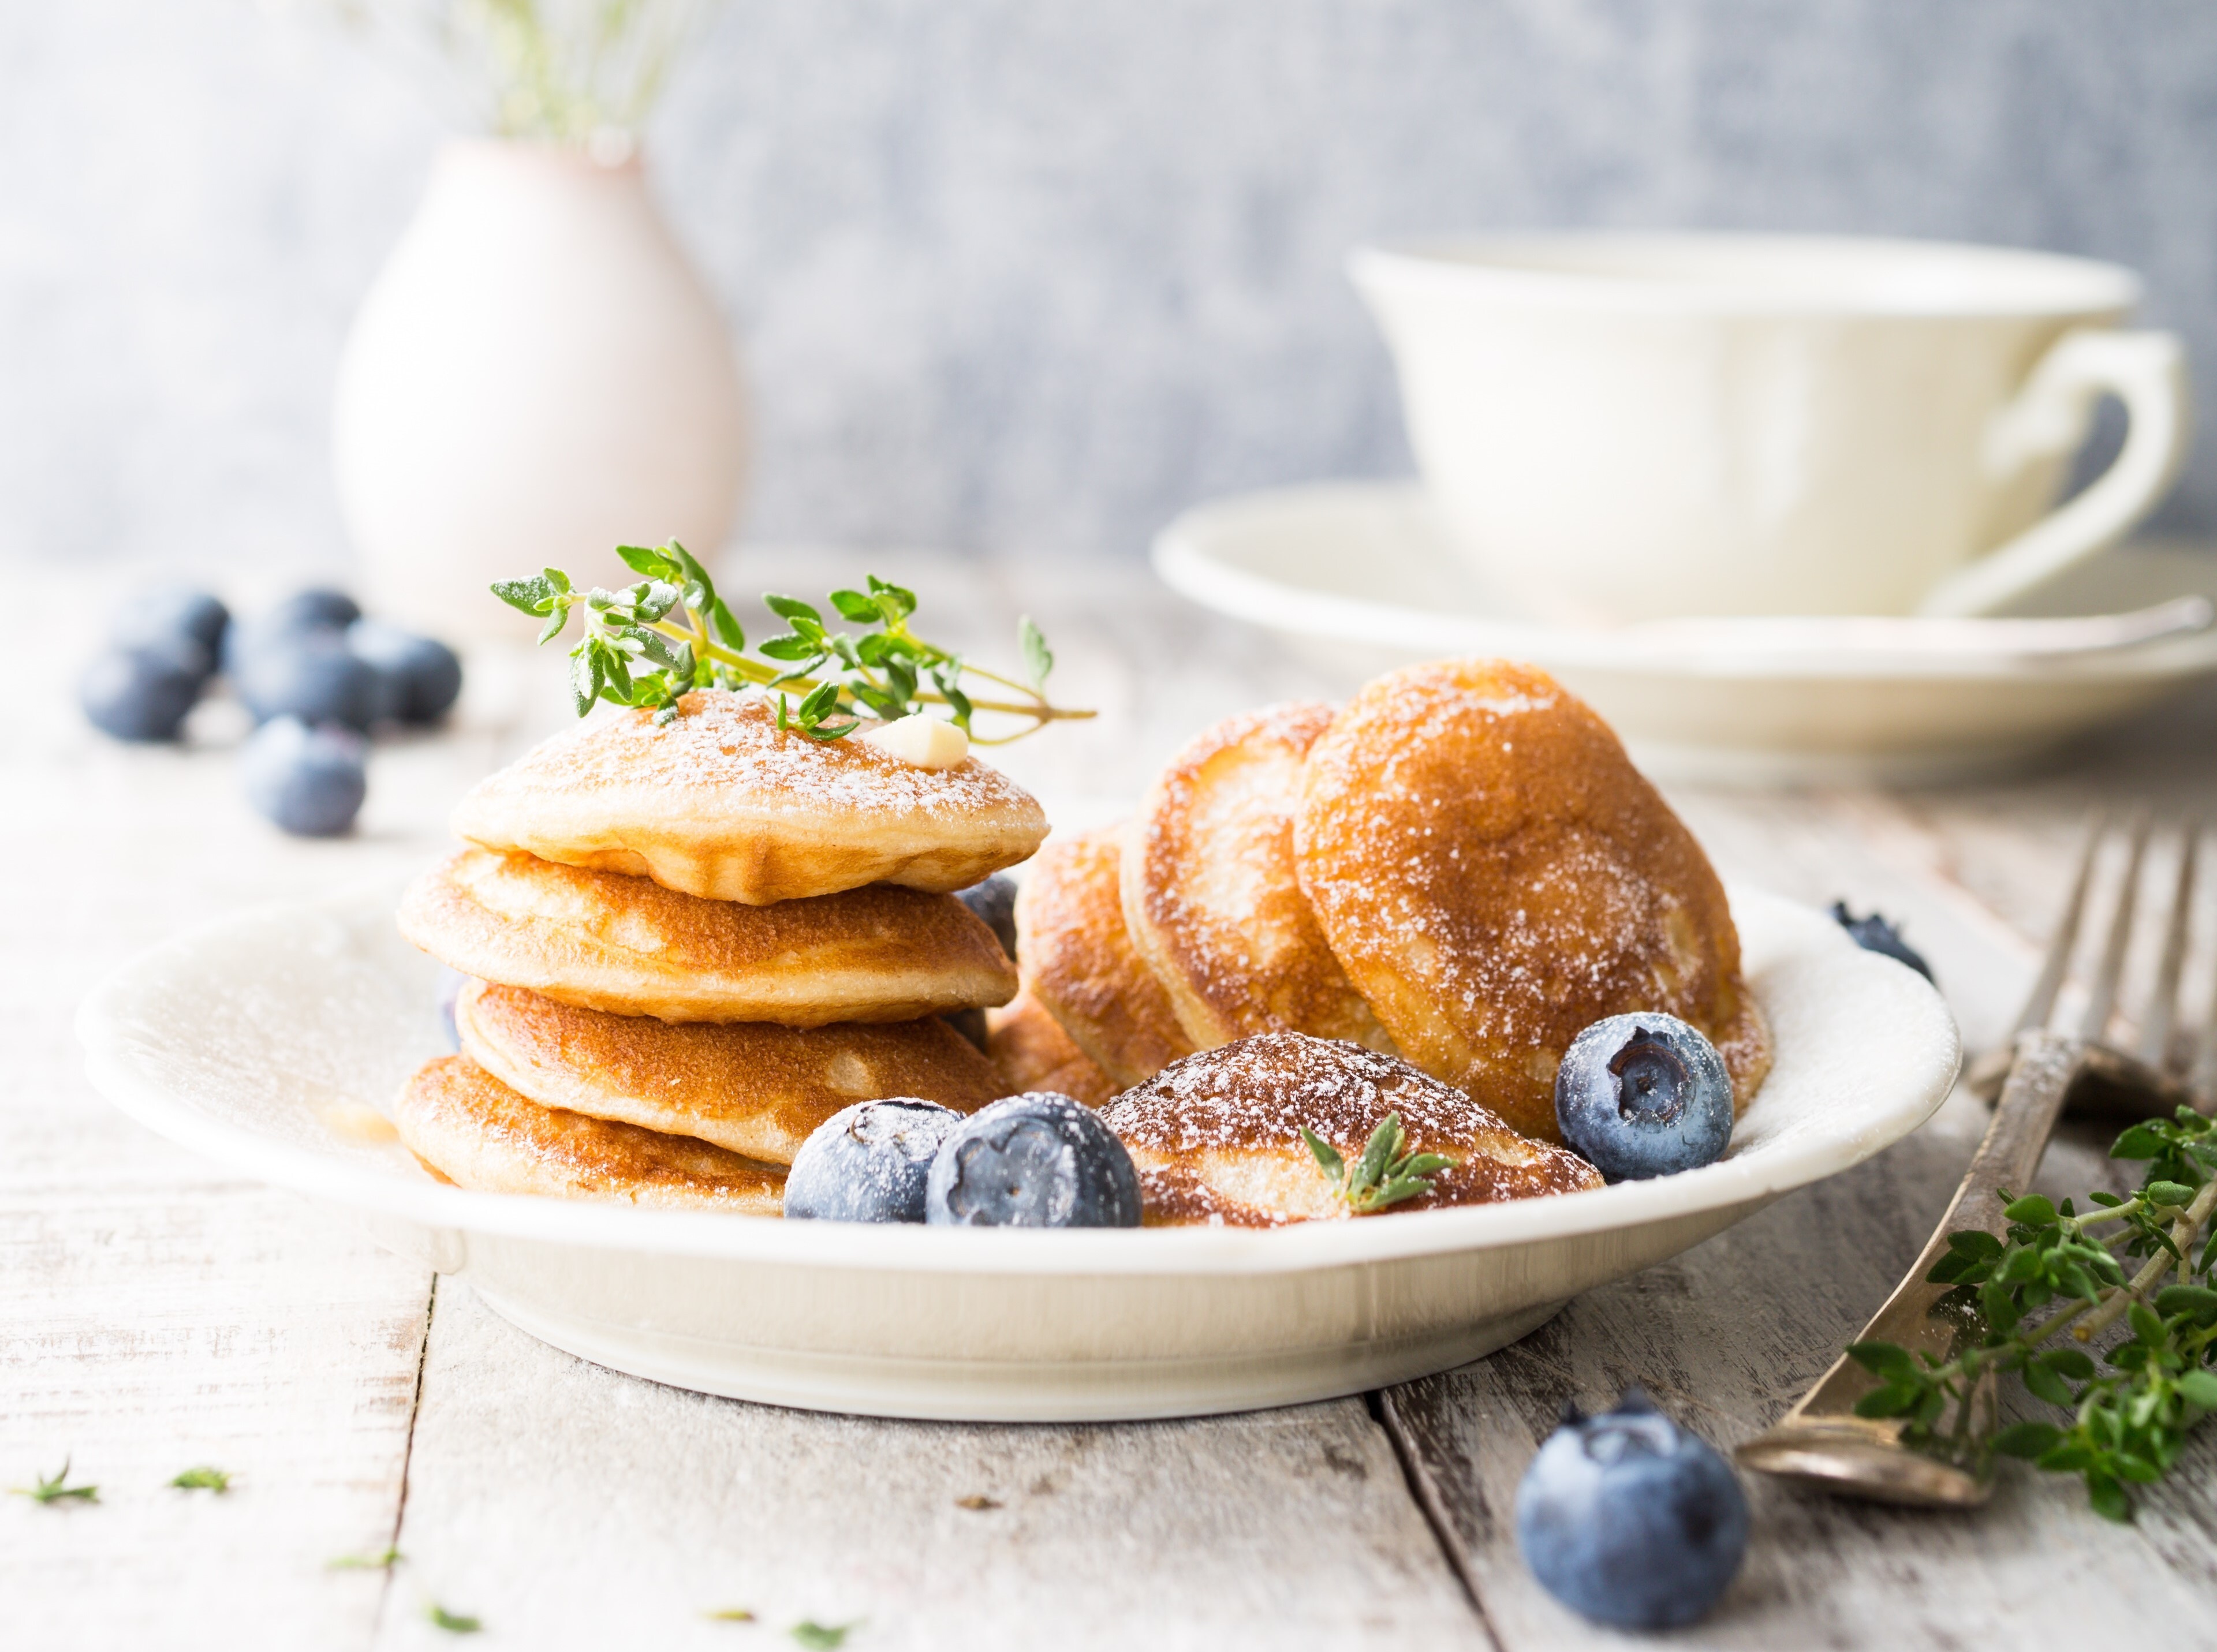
[2013,814,2106,1037]
[2080,812,2152,1040]
[2138,825,2199,1070]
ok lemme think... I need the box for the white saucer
[76,879,1955,1422]
[1154,483,2217,784]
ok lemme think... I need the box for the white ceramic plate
[1154,482,2217,785]
[77,881,1957,1422]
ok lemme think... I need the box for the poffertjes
[984,990,1117,1107]
[455,980,1003,1164]
[1122,702,1394,1052]
[395,1054,787,1214]
[1014,825,1195,1088]
[398,847,1016,1025]
[1294,660,1769,1143]
[450,689,1048,904]
[1099,1032,1602,1226]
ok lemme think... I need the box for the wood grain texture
[374,1283,1486,1651]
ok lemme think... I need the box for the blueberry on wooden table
[221,585,360,672]
[956,873,1019,960]
[1515,1389,1748,1630]
[239,716,367,837]
[785,1099,965,1222]
[1554,1012,1733,1181]
[79,640,209,743]
[925,1092,1141,1227]
[1830,901,1935,982]
[234,633,379,731]
[347,619,463,726]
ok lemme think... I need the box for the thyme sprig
[1848,1107,2217,1520]
[1301,1113,1459,1214]
[170,1466,230,1493]
[492,543,1090,744]
[11,1459,96,1505]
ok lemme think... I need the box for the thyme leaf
[12,1459,96,1505]
[498,544,1091,745]
[1302,1113,1458,1214]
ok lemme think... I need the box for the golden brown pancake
[455,980,1002,1163]
[398,847,1017,1025]
[450,689,1048,904]
[1100,1033,1603,1227]
[395,1055,785,1213]
[984,989,1118,1107]
[1014,825,1196,1088]
[1123,702,1395,1052]
[1294,659,1770,1143]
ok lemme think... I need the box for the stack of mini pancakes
[993,659,1772,1151]
[394,690,1048,1212]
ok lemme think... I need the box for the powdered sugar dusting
[479,690,1040,821]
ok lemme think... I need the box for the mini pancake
[455,980,1002,1163]
[1100,1032,1602,1227]
[395,1055,785,1214]
[1123,701,1394,1053]
[984,989,1118,1107]
[398,847,1017,1025]
[450,689,1048,905]
[1294,659,1770,1143]
[1014,825,1195,1089]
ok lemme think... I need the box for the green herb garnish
[426,1602,482,1634]
[170,1466,230,1493]
[328,1546,402,1570]
[1848,1105,2217,1520]
[704,1606,756,1622]
[790,1621,861,1650]
[12,1460,96,1505]
[494,543,1089,744]
[1301,1113,1458,1214]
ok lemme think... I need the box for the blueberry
[240,716,367,836]
[785,1099,965,1222]
[957,873,1018,960]
[435,967,469,1052]
[346,619,463,725]
[1830,902,1934,982]
[234,633,378,730]
[1516,1389,1748,1629]
[112,585,229,664]
[925,1092,1141,1227]
[1554,1012,1733,1181]
[80,642,207,742]
[222,586,360,673]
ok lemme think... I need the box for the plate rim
[76,881,1961,1277]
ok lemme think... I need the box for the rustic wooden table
[10,548,2217,1650]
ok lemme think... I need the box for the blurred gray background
[7,0,2217,570]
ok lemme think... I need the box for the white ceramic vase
[334,140,747,638]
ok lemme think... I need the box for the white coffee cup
[1350,233,2190,622]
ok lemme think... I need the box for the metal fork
[1737,813,2213,1505]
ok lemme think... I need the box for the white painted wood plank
[373,1283,1487,1652]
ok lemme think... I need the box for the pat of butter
[861,713,969,769]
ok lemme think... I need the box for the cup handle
[1916,328,2192,618]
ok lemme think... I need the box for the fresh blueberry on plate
[1516,1388,1748,1630]
[80,642,208,742]
[111,585,230,665]
[957,873,1018,960]
[234,632,379,731]
[240,716,367,837]
[1829,902,1935,982]
[222,586,360,672]
[1555,1012,1733,1181]
[785,1099,965,1222]
[925,1092,1141,1228]
[347,619,463,726]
